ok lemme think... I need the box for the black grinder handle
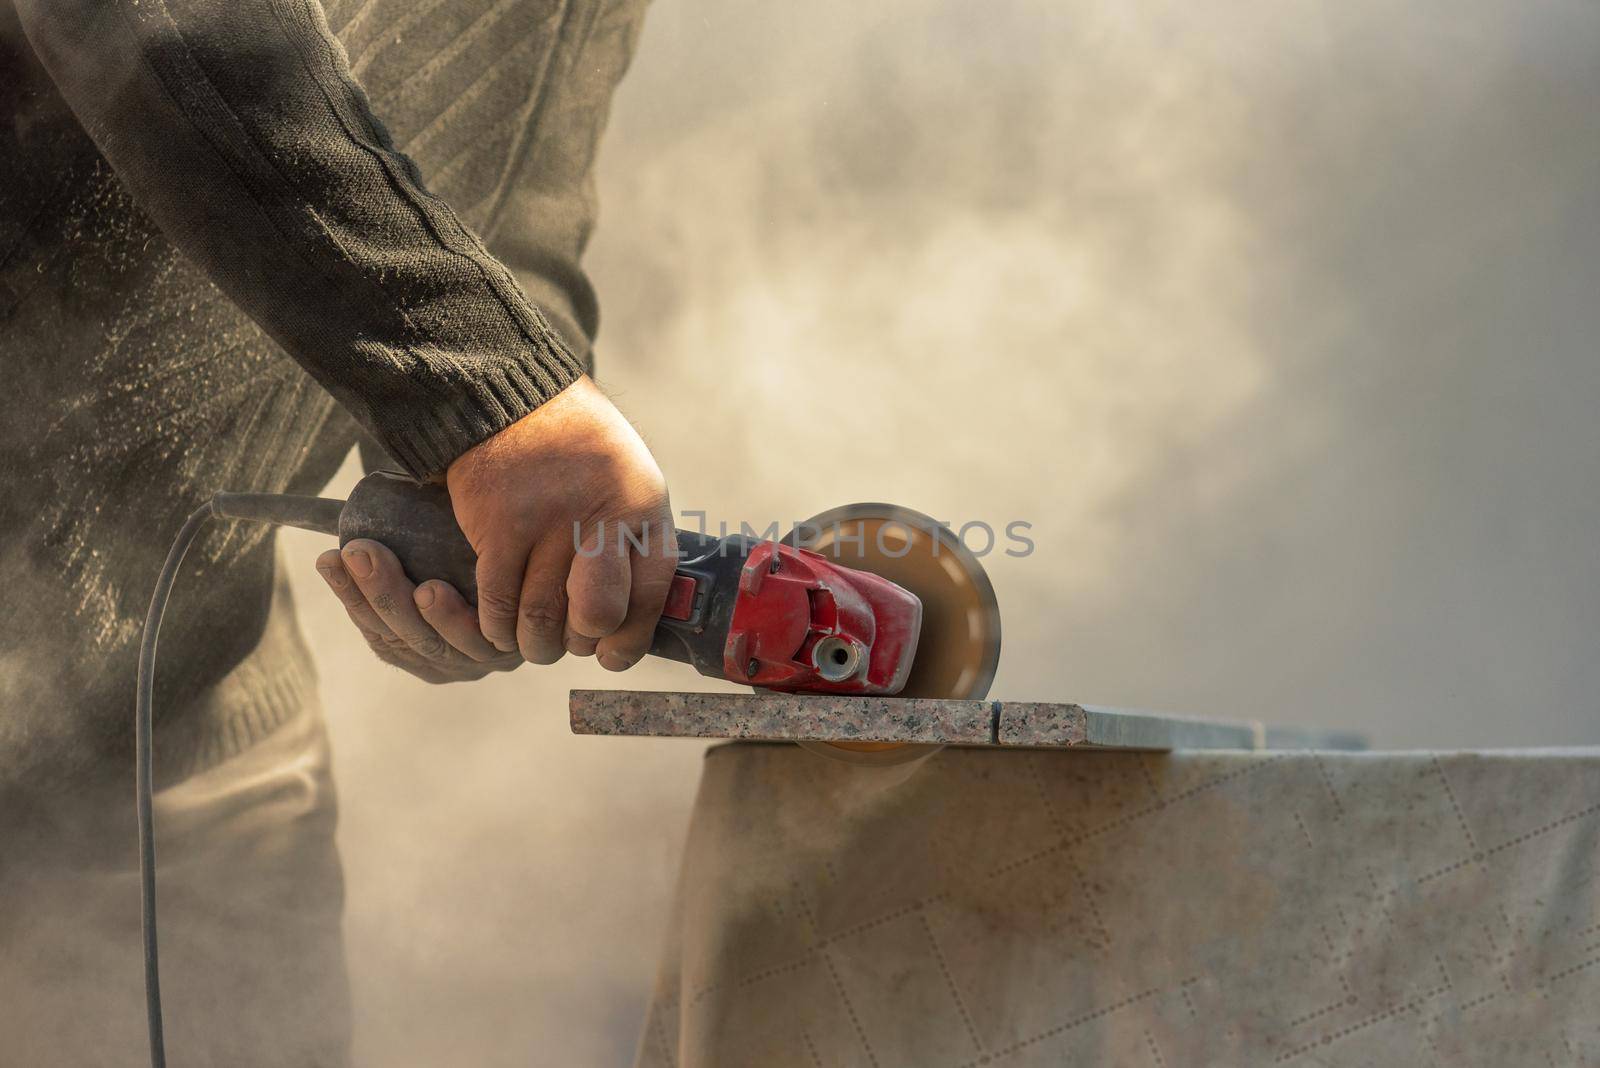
[337,471,738,679]
[338,471,482,601]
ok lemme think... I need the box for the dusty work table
[571,691,1599,1067]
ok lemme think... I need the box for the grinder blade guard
[786,503,1002,702]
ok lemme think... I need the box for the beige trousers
[0,695,349,1067]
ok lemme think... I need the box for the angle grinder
[209,470,1003,703]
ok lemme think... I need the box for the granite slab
[568,690,1367,751]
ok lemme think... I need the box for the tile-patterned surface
[636,745,1600,1066]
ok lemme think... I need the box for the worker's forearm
[14,0,584,478]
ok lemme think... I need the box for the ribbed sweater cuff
[376,334,588,480]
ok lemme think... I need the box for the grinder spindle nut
[812,635,864,682]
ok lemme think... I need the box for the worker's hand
[317,541,521,684]
[445,375,676,670]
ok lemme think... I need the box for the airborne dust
[274,1,1600,1064]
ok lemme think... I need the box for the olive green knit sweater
[0,0,648,788]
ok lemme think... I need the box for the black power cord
[136,493,344,1068]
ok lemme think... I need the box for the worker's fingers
[341,539,464,666]
[317,548,398,645]
[319,548,501,685]
[566,521,631,640]
[594,515,676,672]
[516,537,576,665]
[564,621,600,658]
[414,580,519,667]
[474,539,532,654]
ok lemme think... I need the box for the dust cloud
[280,0,1600,1064]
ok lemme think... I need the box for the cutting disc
[785,503,1002,757]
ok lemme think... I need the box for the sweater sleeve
[480,0,651,367]
[14,0,588,479]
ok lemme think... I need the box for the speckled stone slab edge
[569,691,1367,751]
[570,690,994,746]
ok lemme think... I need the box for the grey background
[281,0,1600,1063]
